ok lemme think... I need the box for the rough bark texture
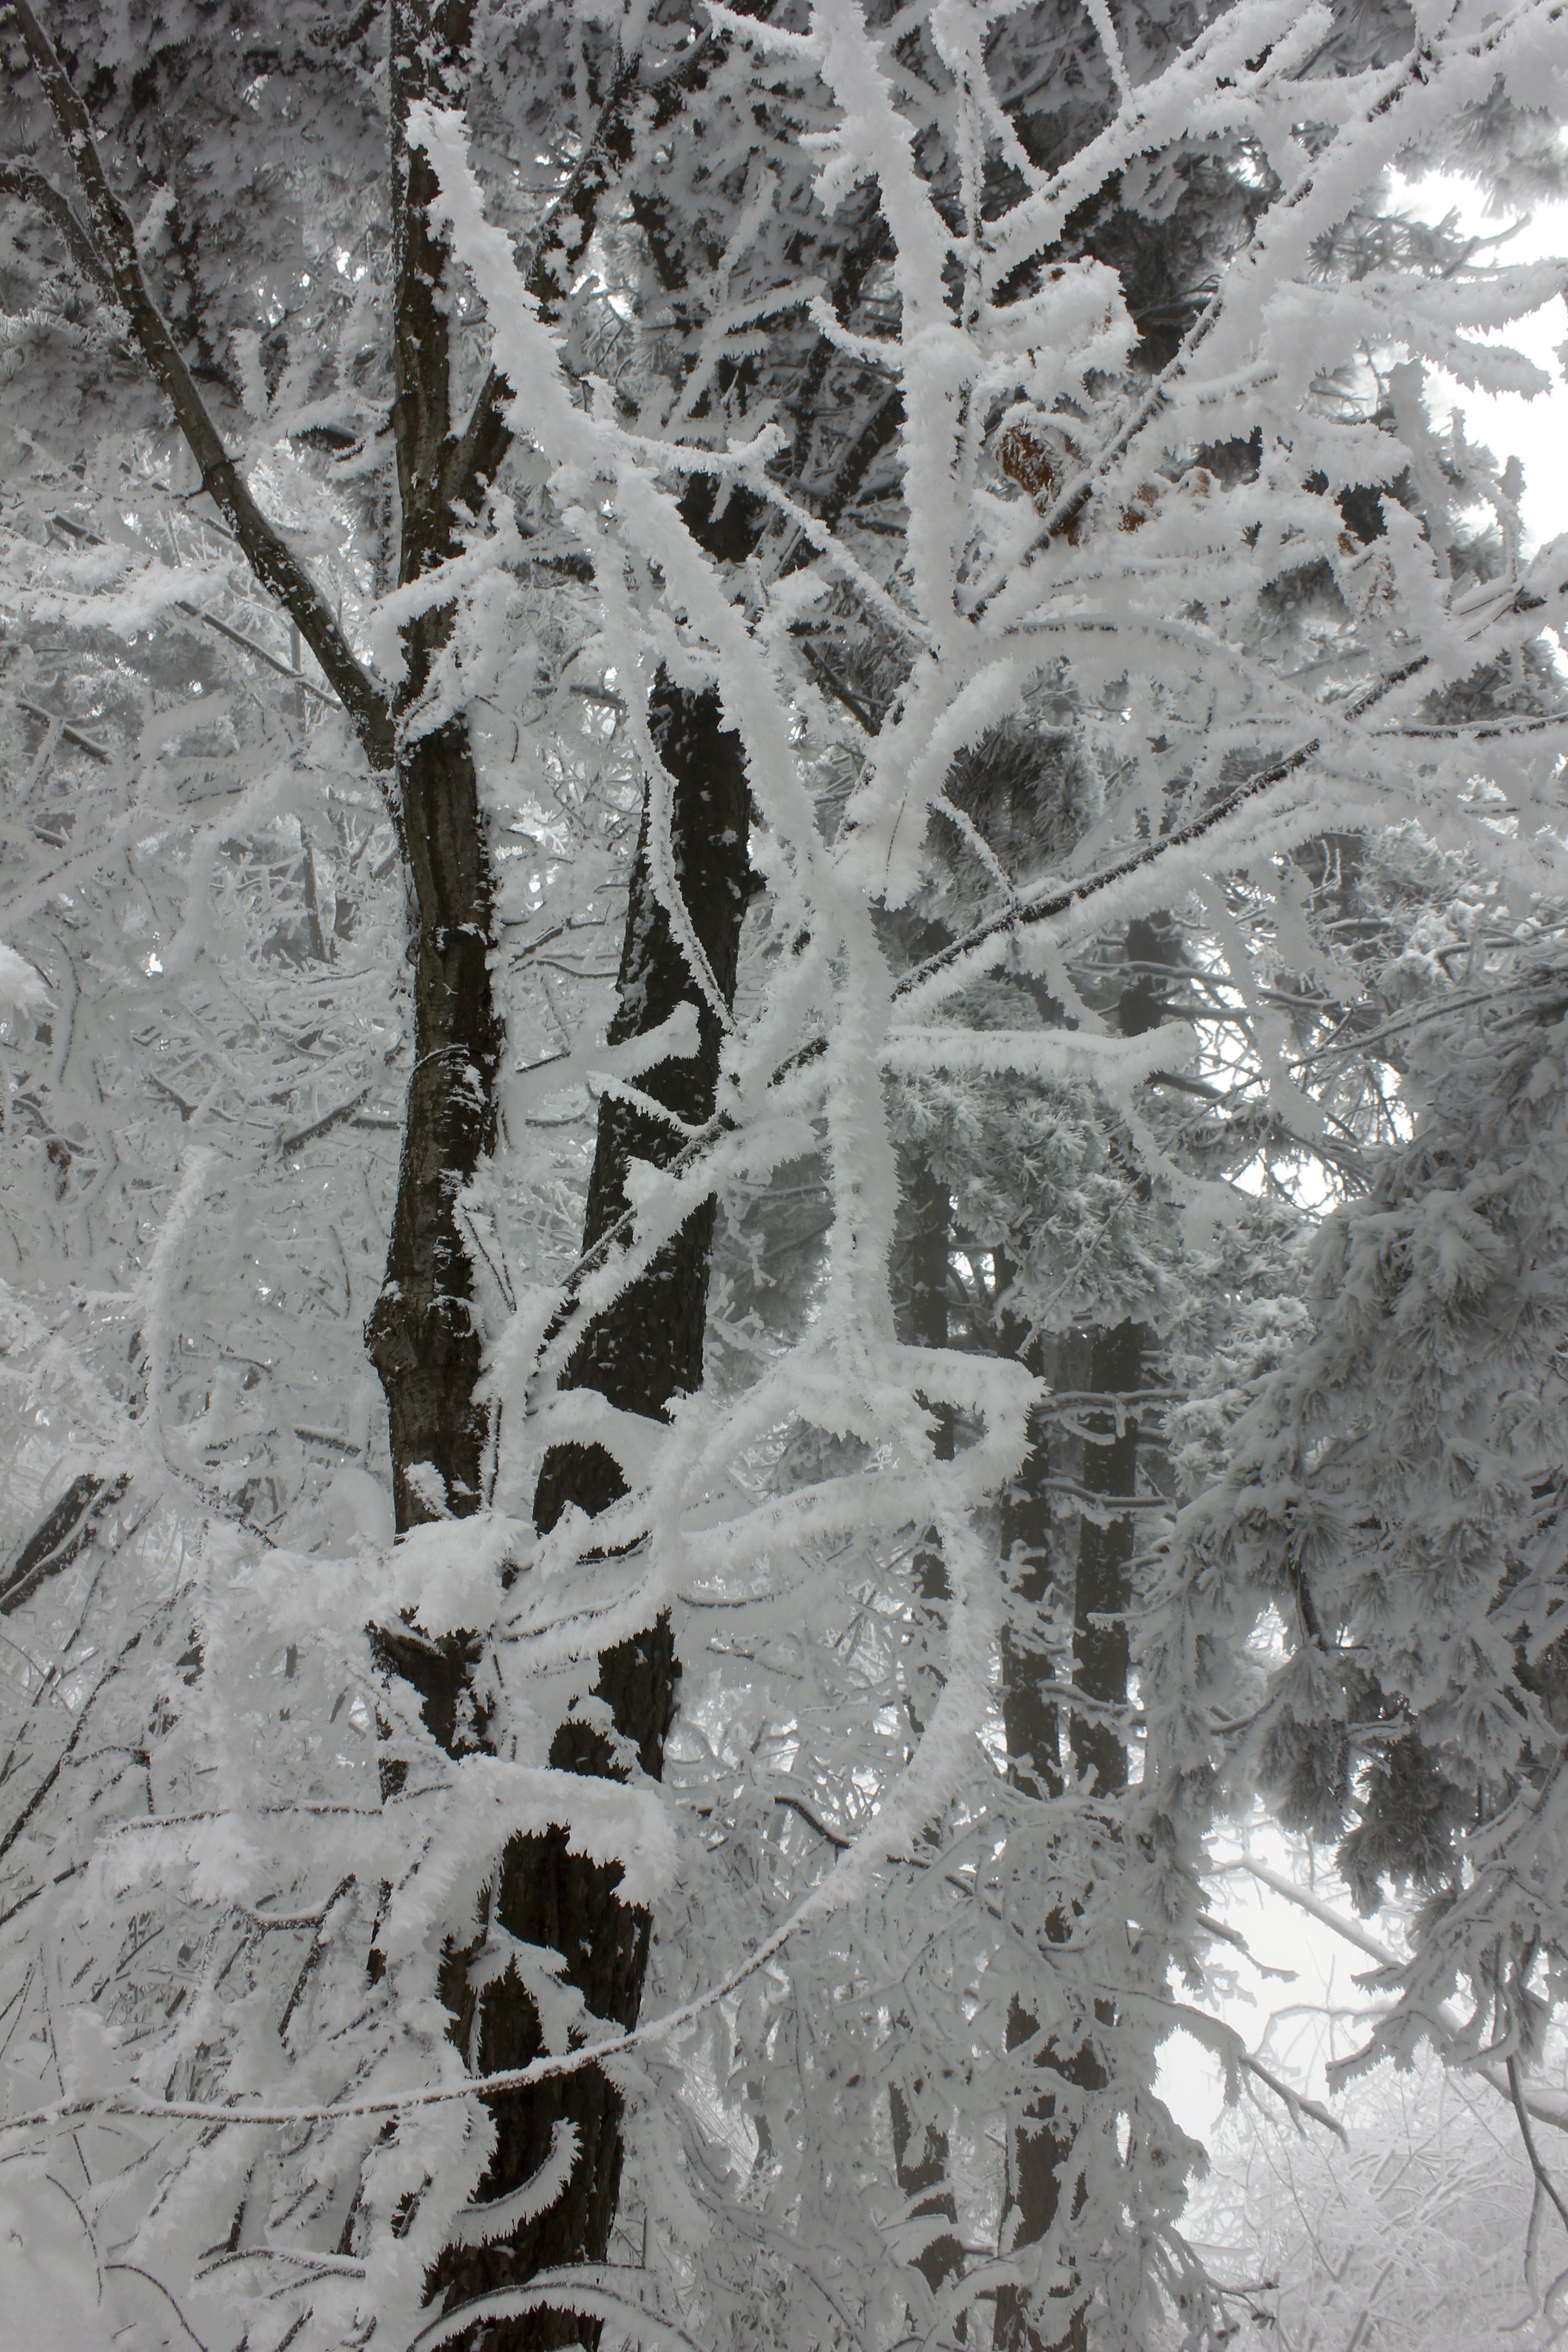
[423,683,750,2350]
[995,943,1156,2352]
[994,1318,1141,2352]
[350,10,757,2328]
[364,0,505,1537]
[890,1156,965,2303]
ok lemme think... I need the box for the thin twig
[772,1791,852,1847]
[15,697,112,760]
[0,161,114,291]
[1241,2051,1348,2143]
[0,1633,142,1864]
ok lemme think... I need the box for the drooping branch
[4,0,393,769]
[1220,1856,1568,2139]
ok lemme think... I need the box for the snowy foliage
[2,1,1568,2347]
[1150,957,1568,2081]
[1172,2046,1563,2352]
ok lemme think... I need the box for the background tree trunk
[993,936,1162,2352]
[996,1271,1061,1810]
[891,1156,966,2304]
[993,1319,1142,2352]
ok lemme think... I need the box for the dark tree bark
[365,0,507,1535]
[993,1318,1142,2352]
[347,2,900,2323]
[425,684,750,2350]
[1068,1322,1141,1798]
[890,1156,966,2305]
[892,2076,966,2307]
[340,22,752,2335]
[996,1274,1061,1810]
[902,1150,958,1717]
[344,14,745,2344]
[994,943,1156,2352]
[0,1472,130,1617]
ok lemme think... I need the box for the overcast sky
[1391,170,1568,550]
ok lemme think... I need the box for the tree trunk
[995,936,1157,2352]
[356,11,748,2342]
[891,1156,966,2306]
[346,10,910,2323]
[1068,1323,1140,1798]
[993,1321,1141,2352]
[902,1151,958,1729]
[892,2078,966,2307]
[996,1271,1062,1809]
[430,682,751,2350]
[365,0,505,1533]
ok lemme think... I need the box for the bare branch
[0,1632,142,1866]
[773,1790,853,1847]
[4,0,392,769]
[1241,2051,1349,2144]
[0,158,113,293]
[1221,1853,1568,2137]
[278,1088,373,1155]
[15,696,112,761]
[0,1471,130,1616]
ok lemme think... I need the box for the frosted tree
[1,2,1567,2350]
[1146,942,1568,2114]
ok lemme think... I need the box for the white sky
[1157,1821,1395,2143]
[1391,170,1568,550]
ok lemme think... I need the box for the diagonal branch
[0,158,114,293]
[1225,1853,1568,2137]
[1241,2051,1348,2144]
[4,0,393,770]
[0,1632,142,1866]
[436,46,653,518]
[0,1470,129,1615]
[49,510,338,704]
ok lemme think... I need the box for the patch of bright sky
[1156,1814,1397,2144]
[1389,170,1568,552]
